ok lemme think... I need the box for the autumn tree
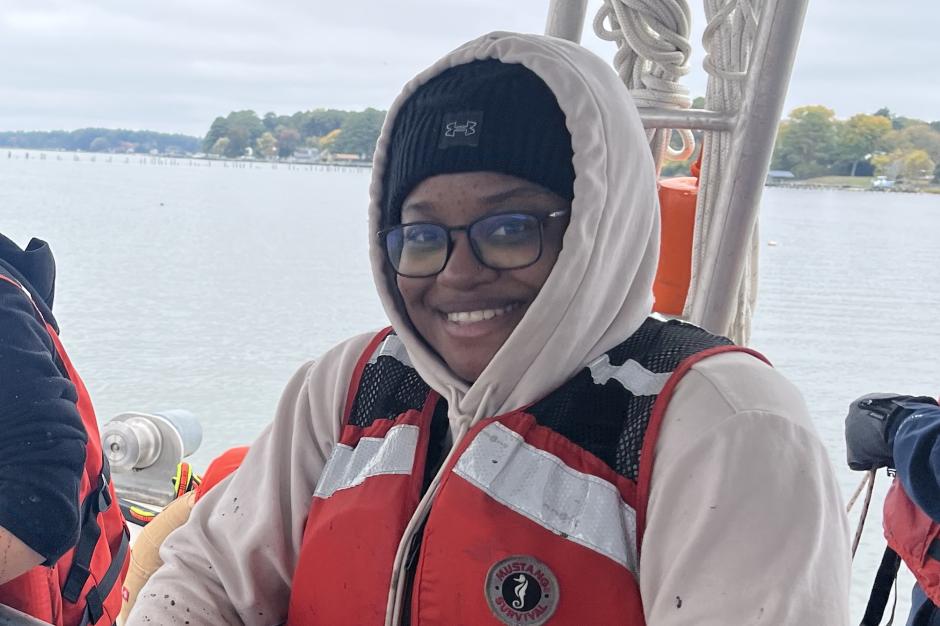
[224,110,264,157]
[885,123,940,164]
[210,137,230,156]
[332,108,386,157]
[319,128,342,153]
[276,126,301,159]
[203,117,230,153]
[872,149,935,181]
[256,132,278,159]
[303,110,350,138]
[836,114,891,176]
[771,105,838,178]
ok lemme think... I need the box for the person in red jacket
[846,394,940,626]
[0,234,86,586]
[0,233,129,626]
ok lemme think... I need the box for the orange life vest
[0,273,129,626]
[287,319,763,625]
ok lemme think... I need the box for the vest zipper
[386,419,469,625]
[400,400,450,626]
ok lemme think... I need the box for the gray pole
[545,0,589,43]
[691,0,810,336]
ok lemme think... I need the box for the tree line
[660,104,940,183]
[203,108,386,160]
[0,129,201,154]
[3,104,937,184]
[770,106,940,182]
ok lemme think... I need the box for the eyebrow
[480,185,554,205]
[401,185,554,217]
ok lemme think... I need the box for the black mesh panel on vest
[528,318,732,481]
[347,354,431,428]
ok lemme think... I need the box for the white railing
[546,0,809,343]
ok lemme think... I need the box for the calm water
[3,150,940,620]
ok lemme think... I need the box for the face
[395,171,570,383]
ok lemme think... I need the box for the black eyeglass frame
[378,209,570,278]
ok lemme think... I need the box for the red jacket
[884,480,940,607]
[0,273,129,626]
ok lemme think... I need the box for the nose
[437,231,497,287]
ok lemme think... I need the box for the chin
[446,356,489,384]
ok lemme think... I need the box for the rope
[685,0,764,344]
[591,0,766,343]
[593,0,696,167]
[847,470,877,559]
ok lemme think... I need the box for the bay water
[3,150,940,621]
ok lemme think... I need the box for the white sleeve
[640,352,852,625]
[126,332,375,626]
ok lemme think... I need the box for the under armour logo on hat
[439,110,483,148]
[445,120,477,137]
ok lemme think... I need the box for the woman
[129,32,850,625]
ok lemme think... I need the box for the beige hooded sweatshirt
[128,32,851,625]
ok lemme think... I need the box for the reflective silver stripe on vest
[453,421,638,575]
[314,424,419,499]
[588,354,671,396]
[367,333,413,368]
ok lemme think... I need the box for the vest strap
[63,456,113,602]
[860,545,902,626]
[928,539,940,562]
[76,526,129,626]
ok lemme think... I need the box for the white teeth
[446,304,516,324]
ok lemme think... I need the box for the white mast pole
[691,0,809,336]
[545,0,589,43]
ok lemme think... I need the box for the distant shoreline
[768,175,940,195]
[6,148,939,193]
[2,147,371,169]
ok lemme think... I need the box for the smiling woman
[395,173,570,382]
[127,31,851,626]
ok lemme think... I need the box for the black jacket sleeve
[0,281,87,564]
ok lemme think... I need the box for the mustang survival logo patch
[484,555,559,626]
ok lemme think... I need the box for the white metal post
[545,0,589,43]
[690,0,810,336]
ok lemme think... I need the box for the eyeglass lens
[386,213,543,277]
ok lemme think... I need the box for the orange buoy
[653,157,700,316]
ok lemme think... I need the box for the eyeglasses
[379,209,570,278]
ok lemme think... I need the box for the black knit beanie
[382,59,575,226]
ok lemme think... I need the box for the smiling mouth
[444,303,520,325]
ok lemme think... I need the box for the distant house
[292,147,320,163]
[766,170,795,185]
[331,152,366,162]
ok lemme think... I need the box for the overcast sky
[1,0,937,136]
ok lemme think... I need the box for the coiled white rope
[593,0,696,167]
[593,0,765,344]
[686,0,763,344]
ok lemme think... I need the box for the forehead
[401,172,562,221]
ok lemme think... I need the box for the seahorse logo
[511,574,528,609]
[485,555,559,626]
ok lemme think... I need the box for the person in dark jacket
[846,393,940,626]
[0,234,87,584]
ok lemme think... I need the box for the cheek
[521,240,564,291]
[396,276,428,317]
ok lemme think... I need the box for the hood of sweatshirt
[368,31,659,427]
